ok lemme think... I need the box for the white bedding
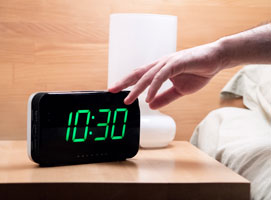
[190,65,271,200]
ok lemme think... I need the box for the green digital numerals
[65,108,128,142]
[66,110,90,142]
[111,108,128,140]
[95,109,111,141]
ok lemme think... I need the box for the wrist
[215,36,242,70]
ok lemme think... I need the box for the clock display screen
[31,91,140,165]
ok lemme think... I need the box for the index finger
[108,61,157,93]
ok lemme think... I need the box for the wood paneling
[0,0,270,140]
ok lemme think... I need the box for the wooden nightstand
[0,141,249,200]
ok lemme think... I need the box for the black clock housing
[27,91,140,166]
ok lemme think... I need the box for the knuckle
[135,76,151,91]
[169,65,177,76]
[161,52,175,61]
[133,69,143,80]
[153,73,163,83]
[142,73,153,84]
[167,55,177,63]
[133,67,142,73]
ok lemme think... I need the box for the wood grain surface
[0,140,250,200]
[0,0,270,140]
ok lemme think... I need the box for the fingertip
[124,97,131,105]
[108,83,123,93]
[145,95,154,103]
[108,87,119,93]
[145,90,155,103]
[148,102,159,110]
[148,87,182,109]
[145,96,150,103]
[125,94,138,105]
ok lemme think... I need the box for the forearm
[218,23,271,69]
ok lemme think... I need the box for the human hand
[109,41,225,109]
[109,24,271,109]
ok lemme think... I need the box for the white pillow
[190,107,271,200]
[221,64,271,121]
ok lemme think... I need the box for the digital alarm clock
[27,91,140,166]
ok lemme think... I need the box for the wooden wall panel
[0,0,270,140]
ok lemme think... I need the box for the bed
[191,65,271,200]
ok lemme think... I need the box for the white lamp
[108,13,177,148]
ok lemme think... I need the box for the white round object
[140,113,176,148]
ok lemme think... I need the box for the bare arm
[220,23,271,68]
[109,24,271,109]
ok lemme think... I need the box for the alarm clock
[27,91,140,166]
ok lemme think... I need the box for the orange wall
[0,0,270,140]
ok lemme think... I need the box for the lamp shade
[108,13,177,94]
[108,13,177,148]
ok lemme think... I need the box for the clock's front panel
[33,91,140,165]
